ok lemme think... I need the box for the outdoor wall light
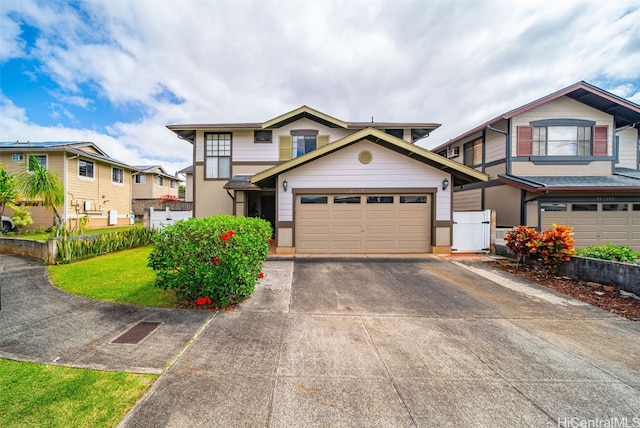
[442,178,449,191]
[282,179,288,192]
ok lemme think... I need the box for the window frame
[78,159,95,179]
[204,132,232,179]
[291,130,318,159]
[111,167,124,185]
[134,175,146,184]
[28,154,47,171]
[254,130,272,144]
[157,176,164,187]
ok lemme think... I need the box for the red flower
[268,237,273,243]
[212,257,220,264]
[258,272,264,279]
[196,296,212,306]
[221,230,236,242]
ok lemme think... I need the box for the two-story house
[432,81,640,250]
[0,141,135,229]
[167,106,488,254]
[132,165,181,200]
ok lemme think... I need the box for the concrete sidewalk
[0,253,212,374]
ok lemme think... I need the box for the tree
[0,165,20,217]
[17,157,64,226]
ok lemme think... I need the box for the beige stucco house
[132,165,181,200]
[0,141,135,229]
[432,81,640,250]
[167,106,487,254]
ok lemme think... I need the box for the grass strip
[47,246,176,307]
[0,359,157,428]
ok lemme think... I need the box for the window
[400,196,427,204]
[292,133,317,158]
[464,139,482,167]
[170,180,176,189]
[334,196,361,204]
[572,204,597,211]
[135,175,146,184]
[603,204,627,211]
[367,196,393,204]
[205,133,231,178]
[28,155,47,171]
[300,196,327,204]
[78,160,94,178]
[254,130,272,143]
[157,176,164,187]
[533,126,591,156]
[540,203,567,212]
[112,168,124,184]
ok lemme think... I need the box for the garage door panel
[333,211,363,220]
[601,231,630,240]
[300,211,329,220]
[296,193,431,254]
[571,217,599,225]
[602,216,630,226]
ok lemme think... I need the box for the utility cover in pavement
[112,321,162,344]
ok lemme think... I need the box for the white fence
[145,207,192,230]
[452,209,494,253]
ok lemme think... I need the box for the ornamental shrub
[576,243,640,264]
[532,223,575,270]
[504,225,540,265]
[504,223,575,270]
[148,215,272,307]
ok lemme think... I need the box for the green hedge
[55,227,155,264]
[148,215,272,307]
[576,243,640,264]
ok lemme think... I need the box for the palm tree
[0,165,19,217]
[17,157,64,226]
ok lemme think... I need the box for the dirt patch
[489,259,640,321]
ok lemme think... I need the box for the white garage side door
[541,202,640,251]
[296,194,431,254]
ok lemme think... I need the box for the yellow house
[0,141,135,230]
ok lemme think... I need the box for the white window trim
[27,154,48,171]
[134,174,146,184]
[157,176,164,187]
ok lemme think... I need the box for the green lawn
[0,359,156,428]
[47,246,177,307]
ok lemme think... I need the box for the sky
[1,0,639,176]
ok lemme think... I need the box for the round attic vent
[358,150,372,164]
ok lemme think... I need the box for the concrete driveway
[120,258,640,427]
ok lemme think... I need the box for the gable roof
[167,106,440,143]
[433,81,640,151]
[0,141,133,169]
[133,165,179,179]
[251,127,488,188]
[262,105,348,129]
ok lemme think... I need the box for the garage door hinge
[452,248,457,251]
[453,221,458,224]
[482,221,490,224]
[482,248,490,251]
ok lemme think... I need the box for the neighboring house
[432,81,640,250]
[167,106,487,254]
[0,141,135,229]
[177,165,193,202]
[132,165,181,200]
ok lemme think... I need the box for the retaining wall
[495,243,639,295]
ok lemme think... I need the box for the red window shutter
[593,125,608,156]
[517,126,533,156]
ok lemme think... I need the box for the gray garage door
[296,194,431,253]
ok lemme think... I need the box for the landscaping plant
[55,226,155,263]
[576,243,640,264]
[504,223,575,270]
[148,215,272,307]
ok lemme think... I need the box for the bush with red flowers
[504,223,575,271]
[148,215,272,307]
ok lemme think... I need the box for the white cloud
[1,0,639,168]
